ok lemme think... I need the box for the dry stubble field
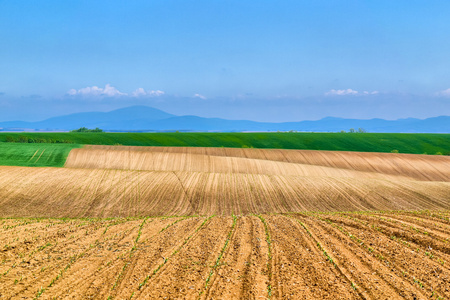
[0,146,449,299]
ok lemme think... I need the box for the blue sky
[0,0,449,122]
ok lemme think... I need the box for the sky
[0,0,449,122]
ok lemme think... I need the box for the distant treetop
[70,127,103,133]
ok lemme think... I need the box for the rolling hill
[0,105,448,132]
[0,146,448,218]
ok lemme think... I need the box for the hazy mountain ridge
[0,106,448,133]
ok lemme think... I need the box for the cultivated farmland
[1,212,449,299]
[67,145,450,181]
[0,144,448,299]
[0,146,448,217]
[0,143,80,167]
[1,132,449,155]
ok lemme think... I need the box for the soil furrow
[202,215,269,300]
[266,215,360,299]
[200,215,238,299]
[2,219,121,299]
[321,213,450,298]
[134,216,232,299]
[46,217,186,299]
[112,217,203,299]
[346,213,450,259]
[298,213,429,299]
[376,212,450,239]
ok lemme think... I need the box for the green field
[0,143,81,167]
[0,132,448,168]
[1,132,449,153]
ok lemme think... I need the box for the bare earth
[1,213,449,299]
[0,146,448,217]
[0,146,449,299]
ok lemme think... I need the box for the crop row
[0,212,448,299]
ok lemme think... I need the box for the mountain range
[0,106,448,133]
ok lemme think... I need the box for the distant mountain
[0,106,448,133]
[0,106,174,131]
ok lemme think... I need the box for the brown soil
[67,145,450,181]
[0,147,448,217]
[201,216,269,300]
[1,147,449,299]
[0,166,448,218]
[2,213,449,299]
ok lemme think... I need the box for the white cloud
[67,84,127,97]
[326,89,379,96]
[103,84,127,96]
[436,88,450,97]
[148,90,165,97]
[67,89,77,96]
[132,88,147,97]
[325,89,359,96]
[132,88,165,97]
[194,93,207,100]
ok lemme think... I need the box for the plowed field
[1,212,449,299]
[67,145,450,181]
[1,146,449,299]
[0,146,448,217]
